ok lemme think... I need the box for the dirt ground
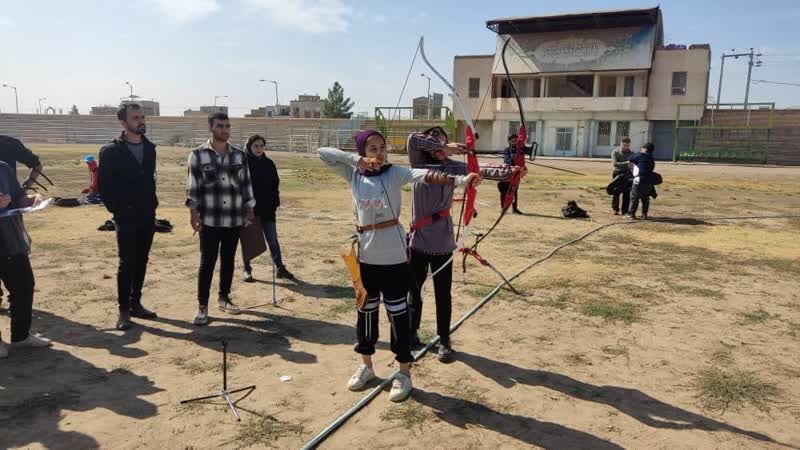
[1,143,799,450]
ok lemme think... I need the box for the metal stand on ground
[272,258,278,306]
[180,341,256,421]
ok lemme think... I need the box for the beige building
[184,106,229,118]
[453,7,710,159]
[290,95,324,118]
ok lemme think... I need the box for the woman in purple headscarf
[317,130,479,402]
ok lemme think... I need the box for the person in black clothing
[0,161,52,358]
[627,143,657,220]
[241,134,294,281]
[497,134,523,214]
[98,103,159,330]
[0,136,46,312]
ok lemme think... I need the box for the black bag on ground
[53,197,82,207]
[155,218,173,233]
[562,200,589,219]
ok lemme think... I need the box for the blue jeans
[243,220,284,271]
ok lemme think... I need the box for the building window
[508,121,536,146]
[599,76,617,97]
[671,72,687,95]
[469,78,480,98]
[555,128,573,152]
[597,121,612,146]
[615,121,631,145]
[624,76,635,97]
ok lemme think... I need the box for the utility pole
[716,49,761,109]
[744,48,763,109]
[125,81,134,98]
[37,97,47,115]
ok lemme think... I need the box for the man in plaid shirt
[186,112,255,325]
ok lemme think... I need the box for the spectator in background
[98,103,160,331]
[627,143,657,220]
[241,134,294,282]
[610,137,633,215]
[186,112,255,326]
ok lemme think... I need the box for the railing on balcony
[495,97,648,113]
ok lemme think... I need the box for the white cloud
[243,0,352,33]
[0,16,14,27]
[149,0,220,23]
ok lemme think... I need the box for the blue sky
[1,0,799,116]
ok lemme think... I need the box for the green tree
[322,81,354,118]
[69,104,79,115]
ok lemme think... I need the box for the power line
[752,79,800,87]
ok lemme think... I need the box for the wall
[0,114,373,152]
[647,47,711,120]
[696,109,800,165]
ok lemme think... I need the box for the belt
[356,218,400,234]
[409,209,451,233]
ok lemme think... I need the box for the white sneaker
[218,298,241,315]
[389,373,413,402]
[347,364,376,391]
[0,341,8,358]
[12,333,52,348]
[193,306,209,326]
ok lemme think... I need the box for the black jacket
[246,150,280,222]
[98,133,158,223]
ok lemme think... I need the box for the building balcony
[494,96,648,113]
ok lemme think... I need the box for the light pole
[125,81,134,98]
[259,79,279,117]
[214,95,228,107]
[420,73,431,119]
[38,97,47,115]
[2,84,19,113]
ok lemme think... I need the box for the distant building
[290,95,324,118]
[120,97,160,117]
[413,93,444,119]
[246,105,291,118]
[184,105,229,117]
[90,105,119,116]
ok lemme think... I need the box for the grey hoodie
[406,133,515,254]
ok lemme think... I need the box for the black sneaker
[131,304,158,320]
[625,214,636,220]
[437,344,455,363]
[512,209,524,215]
[243,270,255,283]
[276,266,295,279]
[116,311,132,330]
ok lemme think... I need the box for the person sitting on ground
[317,130,480,402]
[241,134,294,282]
[627,143,657,220]
[0,161,52,358]
[610,137,633,215]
